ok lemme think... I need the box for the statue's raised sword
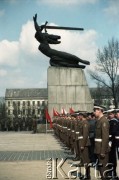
[39,21,84,32]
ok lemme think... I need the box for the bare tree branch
[88,37,119,108]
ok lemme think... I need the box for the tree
[88,38,119,108]
[90,82,103,105]
[0,102,6,118]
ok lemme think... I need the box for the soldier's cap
[71,113,78,117]
[106,109,116,114]
[103,110,108,114]
[93,105,105,111]
[70,110,81,116]
[78,111,88,117]
[115,109,119,113]
[82,113,88,118]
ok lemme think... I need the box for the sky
[0,0,119,97]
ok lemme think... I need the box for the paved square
[0,132,96,180]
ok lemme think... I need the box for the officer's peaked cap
[115,109,119,113]
[107,109,116,114]
[93,105,105,111]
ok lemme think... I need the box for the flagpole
[46,117,47,134]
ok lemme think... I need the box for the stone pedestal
[47,67,93,117]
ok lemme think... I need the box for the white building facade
[5,88,48,119]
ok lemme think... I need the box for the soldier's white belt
[78,136,83,139]
[109,141,112,147]
[68,128,70,130]
[72,130,75,132]
[115,136,119,139]
[76,132,79,134]
[95,138,102,142]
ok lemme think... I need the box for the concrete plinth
[47,67,93,117]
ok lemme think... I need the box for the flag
[61,107,67,115]
[69,107,75,114]
[45,109,53,128]
[53,108,60,116]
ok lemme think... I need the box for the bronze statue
[33,14,90,69]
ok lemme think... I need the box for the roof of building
[5,88,48,100]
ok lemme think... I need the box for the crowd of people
[52,106,119,180]
[0,116,39,133]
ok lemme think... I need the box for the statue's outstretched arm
[33,14,40,32]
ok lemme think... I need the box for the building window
[13,101,16,107]
[28,108,31,115]
[28,101,30,106]
[23,101,25,106]
[32,101,35,106]
[37,101,40,106]
[18,101,20,106]
[8,110,10,115]
[8,101,10,107]
[23,109,25,115]
[18,109,20,115]
[38,109,40,114]
[32,109,35,115]
[42,101,45,106]
[13,109,15,115]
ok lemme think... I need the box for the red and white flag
[45,109,53,128]
[61,107,67,115]
[69,107,75,114]
[53,108,60,116]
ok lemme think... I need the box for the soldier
[13,116,19,131]
[93,106,110,180]
[25,117,29,131]
[22,117,26,131]
[52,116,56,135]
[18,116,23,131]
[115,109,119,178]
[32,116,37,133]
[77,112,91,179]
[28,116,33,131]
[70,116,76,155]
[87,112,96,163]
[66,115,72,151]
[6,117,12,131]
[0,118,6,131]
[107,109,118,178]
[73,112,83,161]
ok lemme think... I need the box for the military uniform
[94,115,110,180]
[115,122,119,178]
[13,117,19,131]
[87,114,96,163]
[108,110,118,178]
[78,119,90,162]
[6,118,12,131]
[32,117,37,133]
[73,116,81,161]
[66,117,72,150]
[115,110,119,178]
[78,115,91,179]
[70,117,76,154]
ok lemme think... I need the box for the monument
[33,14,93,117]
